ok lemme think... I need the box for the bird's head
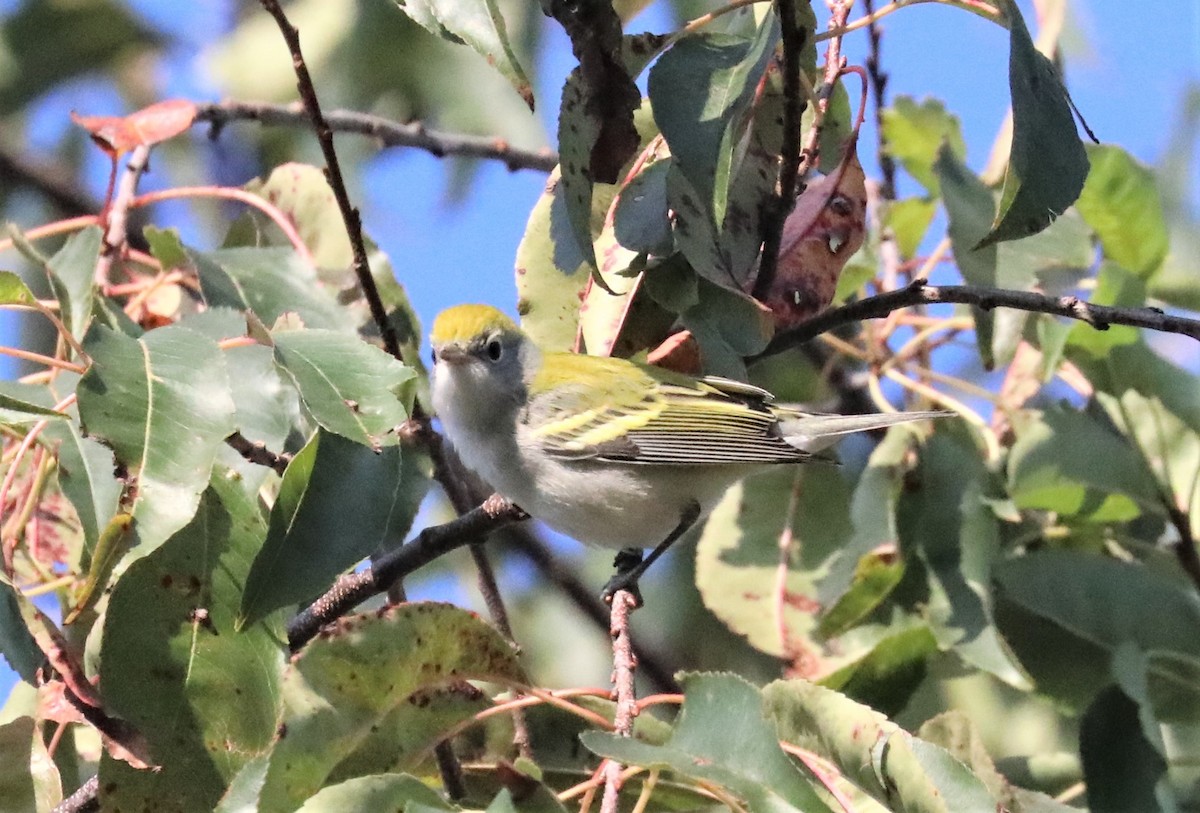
[430,305,533,422]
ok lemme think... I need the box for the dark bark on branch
[753,0,810,300]
[257,0,402,363]
[195,100,558,173]
[0,147,103,216]
[286,498,527,651]
[51,774,99,813]
[759,279,1200,358]
[224,431,291,475]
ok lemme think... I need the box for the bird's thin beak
[434,344,469,365]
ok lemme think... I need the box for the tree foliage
[0,0,1198,811]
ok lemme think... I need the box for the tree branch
[194,100,558,173]
[0,146,103,216]
[224,431,291,476]
[94,145,150,287]
[759,279,1200,358]
[1164,501,1200,592]
[502,528,680,694]
[752,0,810,300]
[286,497,527,651]
[600,589,639,813]
[257,0,402,363]
[51,774,99,813]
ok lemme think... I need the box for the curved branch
[758,280,1200,358]
[194,100,558,173]
[286,497,527,651]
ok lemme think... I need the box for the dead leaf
[763,148,867,330]
[72,99,197,157]
[646,329,702,374]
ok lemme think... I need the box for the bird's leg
[602,501,701,603]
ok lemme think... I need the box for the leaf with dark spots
[543,0,641,184]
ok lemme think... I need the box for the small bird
[430,304,946,595]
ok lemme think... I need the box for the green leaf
[977,2,1089,247]
[582,673,835,813]
[899,429,1029,687]
[239,429,429,626]
[762,678,999,813]
[42,421,120,554]
[881,96,966,195]
[295,773,451,812]
[220,340,300,492]
[935,146,1000,368]
[696,466,853,661]
[215,755,270,813]
[45,226,101,342]
[680,277,773,377]
[817,427,914,632]
[1075,144,1169,277]
[77,325,237,561]
[1064,261,1144,355]
[143,225,189,271]
[327,685,490,785]
[0,575,39,683]
[193,246,353,332]
[0,270,38,306]
[820,625,938,717]
[995,550,1200,713]
[613,158,673,255]
[392,0,533,109]
[0,381,68,424]
[257,603,523,813]
[818,550,904,638]
[1080,686,1174,812]
[514,167,605,352]
[64,513,133,625]
[97,477,285,812]
[1148,223,1200,311]
[0,716,60,811]
[650,16,780,232]
[1007,405,1162,521]
[272,329,415,448]
[887,197,938,260]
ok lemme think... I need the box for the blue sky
[0,0,1197,699]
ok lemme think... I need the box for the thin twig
[600,589,640,813]
[52,774,99,813]
[131,187,314,267]
[1164,495,1200,591]
[860,0,896,199]
[759,280,1200,358]
[94,145,150,287]
[195,100,557,173]
[503,528,679,694]
[286,497,527,651]
[752,0,811,300]
[797,2,853,178]
[257,0,402,363]
[464,539,534,758]
[224,431,291,476]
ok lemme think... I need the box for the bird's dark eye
[486,339,503,361]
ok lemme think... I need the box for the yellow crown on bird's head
[430,304,520,346]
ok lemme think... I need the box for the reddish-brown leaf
[763,148,867,330]
[71,99,197,156]
[647,329,703,375]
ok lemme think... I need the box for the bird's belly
[517,460,748,550]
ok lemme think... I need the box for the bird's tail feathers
[780,410,951,453]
